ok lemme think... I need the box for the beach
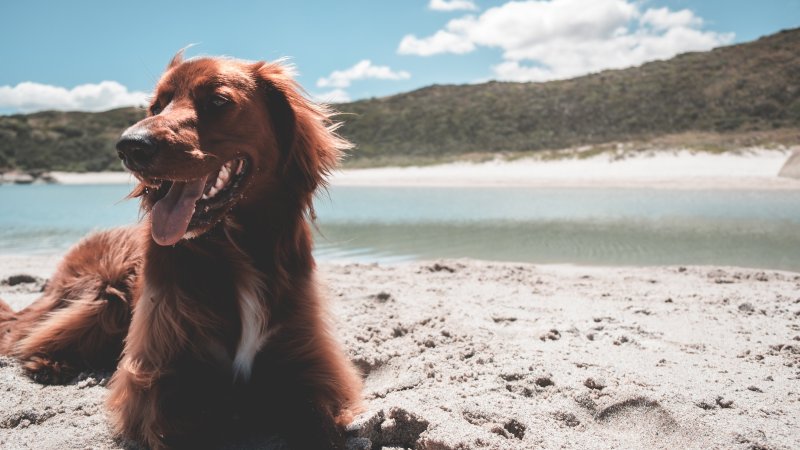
[1,256,798,449]
[44,148,800,190]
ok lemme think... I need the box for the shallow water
[1,184,798,271]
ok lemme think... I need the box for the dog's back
[0,226,142,382]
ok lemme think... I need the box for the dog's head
[117,52,349,246]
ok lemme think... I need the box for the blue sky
[0,0,797,113]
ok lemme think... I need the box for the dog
[0,52,362,449]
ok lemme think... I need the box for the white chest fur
[232,269,270,381]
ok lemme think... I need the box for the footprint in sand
[594,397,681,444]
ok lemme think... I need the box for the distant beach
[39,148,800,190]
[332,148,800,190]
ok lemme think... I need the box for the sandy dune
[1,256,798,449]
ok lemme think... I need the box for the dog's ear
[253,61,351,202]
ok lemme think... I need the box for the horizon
[1,0,798,115]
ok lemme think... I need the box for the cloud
[317,60,411,89]
[312,89,352,104]
[398,30,477,56]
[0,81,148,113]
[640,7,702,30]
[398,0,734,82]
[429,0,478,12]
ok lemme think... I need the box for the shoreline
[0,257,798,449]
[12,148,798,190]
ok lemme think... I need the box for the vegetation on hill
[338,28,800,165]
[0,28,798,172]
[0,108,142,172]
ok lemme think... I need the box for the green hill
[0,108,142,172]
[1,28,798,172]
[339,28,800,165]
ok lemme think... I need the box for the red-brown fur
[0,54,362,449]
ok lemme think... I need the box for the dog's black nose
[116,133,156,171]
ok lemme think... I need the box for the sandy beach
[1,254,798,449]
[45,148,800,190]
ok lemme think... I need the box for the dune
[1,255,798,449]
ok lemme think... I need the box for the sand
[1,255,798,449]
[48,149,800,190]
[332,148,800,190]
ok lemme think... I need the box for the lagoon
[1,184,799,271]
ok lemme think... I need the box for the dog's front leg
[247,330,363,449]
[106,276,234,450]
[108,354,234,450]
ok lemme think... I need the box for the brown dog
[0,52,362,449]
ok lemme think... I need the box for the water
[1,184,798,271]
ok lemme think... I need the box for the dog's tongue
[151,176,208,246]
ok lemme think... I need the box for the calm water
[1,184,799,271]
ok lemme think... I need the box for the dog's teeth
[201,193,209,200]
[207,186,219,198]
[235,160,244,175]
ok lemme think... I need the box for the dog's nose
[116,133,156,171]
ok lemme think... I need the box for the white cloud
[640,7,702,31]
[398,30,477,56]
[398,0,734,82]
[0,81,148,113]
[491,61,553,82]
[429,0,478,12]
[317,60,411,89]
[312,89,351,104]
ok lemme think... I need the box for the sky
[0,0,798,114]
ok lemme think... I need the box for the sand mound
[779,150,800,179]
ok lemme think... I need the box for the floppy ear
[253,61,351,203]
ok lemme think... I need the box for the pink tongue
[151,176,208,246]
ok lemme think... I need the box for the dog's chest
[231,268,271,381]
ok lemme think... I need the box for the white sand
[332,149,800,189]
[48,149,800,190]
[1,255,798,449]
[48,172,136,185]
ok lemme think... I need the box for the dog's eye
[209,95,230,108]
[150,103,163,115]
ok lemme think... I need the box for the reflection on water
[315,219,800,269]
[1,184,799,271]
[313,186,800,271]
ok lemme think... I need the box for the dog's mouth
[146,157,250,246]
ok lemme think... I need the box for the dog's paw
[336,407,359,427]
[22,356,77,385]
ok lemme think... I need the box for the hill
[0,28,798,172]
[0,108,142,172]
[340,28,800,164]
